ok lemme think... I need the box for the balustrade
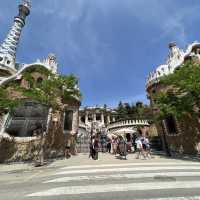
[107,119,149,131]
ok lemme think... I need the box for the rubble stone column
[0,114,4,133]
[101,113,104,124]
[107,115,111,124]
[85,111,88,124]
[71,109,79,155]
[72,109,79,134]
[93,112,96,122]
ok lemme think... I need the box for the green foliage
[115,101,153,120]
[155,61,200,120]
[0,67,81,111]
[24,65,51,76]
[0,87,21,111]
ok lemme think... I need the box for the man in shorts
[135,136,146,159]
[65,140,71,159]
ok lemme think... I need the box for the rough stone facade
[146,42,200,155]
[0,68,80,163]
[0,1,81,163]
[163,116,200,155]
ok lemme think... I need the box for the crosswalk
[27,161,200,199]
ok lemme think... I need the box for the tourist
[90,136,95,159]
[107,138,112,153]
[34,122,46,166]
[132,135,137,153]
[89,138,93,159]
[118,135,126,157]
[135,136,145,159]
[141,136,147,152]
[127,140,132,153]
[144,134,152,159]
[65,143,71,159]
[112,137,118,155]
[93,136,99,160]
[65,136,71,159]
[90,136,98,160]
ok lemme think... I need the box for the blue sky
[0,0,200,107]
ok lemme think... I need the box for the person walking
[112,137,118,155]
[65,140,71,159]
[93,136,99,160]
[89,138,93,159]
[90,136,96,159]
[135,136,146,159]
[107,138,112,153]
[144,134,152,159]
[33,121,46,167]
[118,136,127,159]
[141,136,147,154]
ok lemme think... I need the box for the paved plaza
[1,153,200,200]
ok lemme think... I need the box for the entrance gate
[77,132,90,153]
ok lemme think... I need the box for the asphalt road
[1,153,200,200]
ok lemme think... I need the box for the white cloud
[31,0,200,67]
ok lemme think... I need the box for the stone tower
[0,0,31,76]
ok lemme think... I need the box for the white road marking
[61,162,200,170]
[136,197,200,200]
[27,180,200,197]
[44,171,200,183]
[56,166,200,175]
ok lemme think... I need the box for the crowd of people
[89,133,152,160]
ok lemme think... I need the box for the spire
[0,0,31,75]
[167,42,184,70]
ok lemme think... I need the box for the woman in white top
[144,135,152,158]
[135,137,146,159]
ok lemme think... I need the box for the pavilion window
[96,114,101,121]
[165,115,178,135]
[81,116,85,123]
[104,116,107,124]
[88,114,93,122]
[64,110,73,131]
[36,77,43,84]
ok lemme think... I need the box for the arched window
[81,116,85,123]
[165,116,178,135]
[37,77,43,84]
[63,110,73,132]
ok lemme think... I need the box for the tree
[136,101,143,108]
[155,61,200,120]
[115,101,153,120]
[116,101,127,120]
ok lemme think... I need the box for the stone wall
[0,130,65,163]
[0,62,81,162]
[147,83,200,155]
[165,117,200,155]
[0,114,3,131]
[0,107,80,162]
[0,137,40,163]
